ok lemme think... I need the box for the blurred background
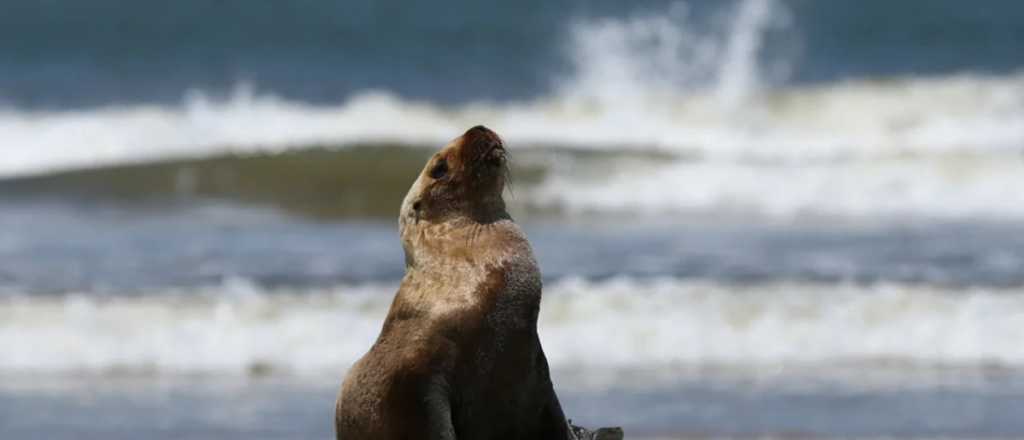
[1,0,1023,438]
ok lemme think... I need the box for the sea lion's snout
[461,125,505,168]
[485,141,505,167]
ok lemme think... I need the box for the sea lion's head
[399,125,510,261]
[400,125,509,226]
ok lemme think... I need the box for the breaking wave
[1,0,1021,220]
[3,278,1024,376]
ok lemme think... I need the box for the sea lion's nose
[468,125,493,136]
[465,125,500,145]
[463,124,504,157]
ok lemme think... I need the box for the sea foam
[2,278,1024,376]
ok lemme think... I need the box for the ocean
[1,0,1023,438]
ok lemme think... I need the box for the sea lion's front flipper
[593,427,625,440]
[568,421,625,440]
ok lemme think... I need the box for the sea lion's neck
[433,194,508,225]
[401,214,524,271]
[392,216,540,326]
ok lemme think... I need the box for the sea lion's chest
[397,254,542,335]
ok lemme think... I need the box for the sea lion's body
[335,126,572,440]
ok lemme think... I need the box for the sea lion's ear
[411,200,422,223]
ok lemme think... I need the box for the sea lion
[335,126,594,439]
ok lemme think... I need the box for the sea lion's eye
[429,159,448,179]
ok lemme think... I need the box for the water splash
[715,0,784,107]
[560,0,791,110]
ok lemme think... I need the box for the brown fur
[335,126,572,440]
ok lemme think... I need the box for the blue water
[2,0,1022,108]
[3,200,1024,294]
[6,373,1024,439]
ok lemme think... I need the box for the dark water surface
[2,0,1023,108]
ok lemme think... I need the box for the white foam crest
[2,73,1021,175]
[0,282,395,375]
[531,152,1024,219]
[0,86,462,177]
[2,279,1024,376]
[542,278,1024,370]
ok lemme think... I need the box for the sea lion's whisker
[502,154,514,198]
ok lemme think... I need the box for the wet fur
[335,126,572,440]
